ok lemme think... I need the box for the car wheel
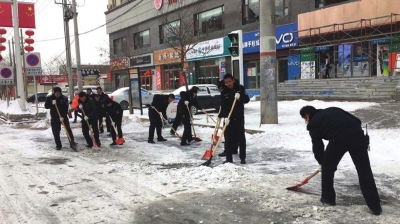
[120,101,129,110]
[191,106,197,115]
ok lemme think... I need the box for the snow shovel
[109,115,125,145]
[203,110,217,124]
[55,104,78,151]
[185,102,201,141]
[81,106,100,149]
[201,95,238,166]
[151,106,181,138]
[202,117,221,160]
[286,168,321,190]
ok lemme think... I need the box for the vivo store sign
[276,23,298,50]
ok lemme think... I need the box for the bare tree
[158,0,210,90]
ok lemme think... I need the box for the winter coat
[177,91,202,116]
[219,82,250,119]
[149,94,170,120]
[44,94,70,119]
[307,107,364,164]
[77,98,98,121]
[97,92,110,115]
[105,101,123,122]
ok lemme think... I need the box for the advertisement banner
[377,44,389,76]
[130,78,141,109]
[276,23,298,50]
[300,50,315,79]
[156,70,162,89]
[186,37,229,60]
[288,55,300,80]
[243,30,260,54]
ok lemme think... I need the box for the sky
[4,0,109,67]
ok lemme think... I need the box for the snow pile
[0,99,37,115]
[30,119,50,129]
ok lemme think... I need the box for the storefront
[110,57,129,90]
[154,48,188,90]
[129,53,155,90]
[186,37,231,86]
[276,23,300,81]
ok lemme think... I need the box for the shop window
[317,0,354,8]
[113,37,126,56]
[197,59,219,85]
[275,0,288,17]
[194,6,224,36]
[242,0,259,25]
[315,0,324,8]
[246,61,260,89]
[133,29,150,50]
[159,20,180,44]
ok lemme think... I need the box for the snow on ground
[0,99,37,115]
[1,100,399,223]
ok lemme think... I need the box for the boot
[158,137,167,142]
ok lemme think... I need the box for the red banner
[26,75,68,84]
[110,58,129,71]
[0,2,12,27]
[18,3,36,29]
[107,71,112,81]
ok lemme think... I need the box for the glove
[79,104,83,109]
[52,100,56,105]
[184,101,189,105]
[235,93,240,100]
[111,122,115,126]
[59,117,64,122]
[83,116,88,120]
[159,112,163,117]
[318,164,322,172]
[224,118,230,126]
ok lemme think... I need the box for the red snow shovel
[202,117,221,160]
[109,115,124,145]
[185,102,201,141]
[286,168,320,190]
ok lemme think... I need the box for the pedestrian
[96,87,111,134]
[218,74,250,164]
[86,88,95,99]
[44,87,77,150]
[77,92,101,148]
[148,94,175,143]
[72,90,82,123]
[178,86,204,146]
[104,98,124,146]
[324,51,331,79]
[299,105,382,215]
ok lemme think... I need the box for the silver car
[109,87,154,110]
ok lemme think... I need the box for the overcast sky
[4,0,108,67]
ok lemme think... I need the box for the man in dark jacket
[78,92,101,148]
[178,86,203,146]
[96,87,111,134]
[148,94,175,143]
[45,87,77,150]
[300,106,381,215]
[218,74,250,164]
[104,98,124,146]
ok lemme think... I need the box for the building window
[276,0,288,17]
[133,29,150,50]
[315,0,324,8]
[242,0,259,25]
[159,20,180,44]
[113,37,126,55]
[194,6,224,36]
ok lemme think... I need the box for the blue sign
[371,38,390,45]
[276,23,298,50]
[242,30,260,54]
[315,45,332,52]
[288,55,300,80]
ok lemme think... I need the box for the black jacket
[97,92,110,114]
[307,107,363,164]
[219,82,250,119]
[105,101,123,121]
[77,98,98,120]
[177,91,202,116]
[45,94,70,119]
[149,94,170,119]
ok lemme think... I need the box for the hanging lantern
[25,38,34,45]
[24,45,34,52]
[24,30,35,53]
[0,44,6,51]
[0,28,6,35]
[25,30,35,36]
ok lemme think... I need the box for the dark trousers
[325,67,330,78]
[181,114,192,144]
[111,116,123,141]
[73,110,81,122]
[105,115,111,132]
[171,112,182,132]
[51,116,74,147]
[224,118,246,162]
[82,118,100,146]
[148,115,162,141]
[322,134,381,211]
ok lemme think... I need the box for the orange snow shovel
[286,167,321,190]
[109,115,125,145]
[202,117,221,160]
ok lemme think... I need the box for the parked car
[166,84,221,121]
[27,92,48,103]
[109,87,154,110]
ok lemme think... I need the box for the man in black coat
[148,94,175,143]
[218,74,250,164]
[104,98,124,146]
[96,87,111,134]
[45,87,77,150]
[178,86,203,146]
[300,106,381,215]
[77,92,101,148]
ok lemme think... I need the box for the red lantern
[25,30,35,36]
[25,38,34,45]
[0,37,6,44]
[0,54,3,62]
[0,44,6,51]
[24,45,34,52]
[0,28,6,35]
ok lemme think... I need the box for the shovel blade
[193,136,202,142]
[286,178,309,190]
[202,149,212,160]
[70,142,78,152]
[115,138,125,145]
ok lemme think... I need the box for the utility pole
[12,0,26,111]
[259,0,278,124]
[11,38,17,99]
[20,29,28,98]
[71,0,83,92]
